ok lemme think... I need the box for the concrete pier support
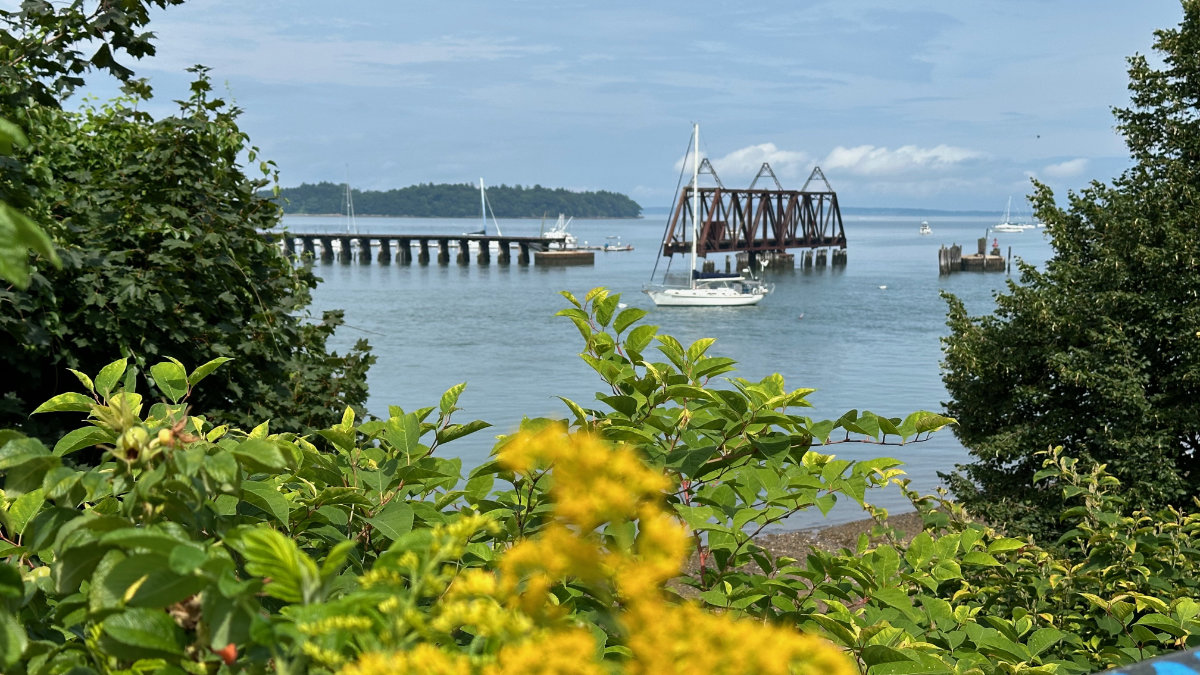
[398,240,412,265]
[477,241,491,265]
[377,238,391,264]
[832,249,847,266]
[301,237,316,260]
[802,250,813,268]
[456,238,470,265]
[283,236,296,260]
[357,237,372,265]
[815,249,827,267]
[497,241,511,265]
[337,236,353,264]
[418,240,430,265]
[437,239,450,265]
[319,237,334,264]
[518,243,531,266]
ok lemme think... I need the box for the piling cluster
[276,234,567,266]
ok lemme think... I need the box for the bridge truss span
[659,165,846,261]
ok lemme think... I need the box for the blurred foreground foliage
[0,290,1197,674]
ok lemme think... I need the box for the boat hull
[643,286,766,306]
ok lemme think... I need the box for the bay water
[287,214,1054,529]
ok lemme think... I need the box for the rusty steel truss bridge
[657,162,846,265]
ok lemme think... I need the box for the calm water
[285,214,1054,527]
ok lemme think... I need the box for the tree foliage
[0,4,373,440]
[3,293,1200,673]
[941,0,1200,537]
[274,181,644,219]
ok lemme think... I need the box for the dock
[270,232,576,266]
[939,238,1010,275]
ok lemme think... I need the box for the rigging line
[327,322,387,337]
[650,126,698,282]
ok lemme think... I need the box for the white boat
[919,221,932,235]
[342,179,359,234]
[458,178,503,254]
[542,213,578,250]
[603,235,633,252]
[644,124,772,307]
[993,196,1033,233]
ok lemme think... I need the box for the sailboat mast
[480,178,487,235]
[690,123,699,289]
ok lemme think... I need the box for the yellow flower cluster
[338,426,853,675]
[297,615,374,636]
[340,644,472,675]
[499,425,670,530]
[623,602,855,675]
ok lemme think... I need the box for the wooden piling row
[274,233,561,266]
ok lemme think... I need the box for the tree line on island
[271,181,644,219]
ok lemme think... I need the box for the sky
[51,0,1191,211]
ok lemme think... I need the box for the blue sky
[61,1,1188,211]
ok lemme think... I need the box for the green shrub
[1,290,1197,674]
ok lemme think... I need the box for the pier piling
[273,233,569,268]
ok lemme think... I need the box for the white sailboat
[643,124,772,307]
[458,178,503,255]
[993,196,1034,233]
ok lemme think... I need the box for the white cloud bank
[676,143,811,181]
[820,144,984,176]
[1041,158,1088,177]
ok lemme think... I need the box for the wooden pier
[939,238,1010,275]
[270,233,572,266]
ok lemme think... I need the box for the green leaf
[241,480,293,528]
[1134,613,1186,637]
[66,368,96,395]
[100,608,185,657]
[188,356,233,388]
[30,392,95,414]
[986,537,1026,554]
[149,359,188,403]
[54,542,114,595]
[862,645,917,666]
[233,438,288,473]
[95,359,129,399]
[384,413,422,459]
[440,383,467,416]
[367,501,416,542]
[961,551,1001,567]
[52,425,116,457]
[98,553,206,608]
[232,528,320,604]
[613,307,647,334]
[0,610,26,670]
[436,419,492,445]
[1026,627,1064,657]
[625,324,658,355]
[6,488,45,535]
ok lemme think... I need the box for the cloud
[1041,158,1088,177]
[674,143,811,183]
[820,144,983,176]
[143,16,553,88]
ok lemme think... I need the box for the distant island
[271,182,643,219]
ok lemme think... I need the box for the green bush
[1,290,1197,674]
